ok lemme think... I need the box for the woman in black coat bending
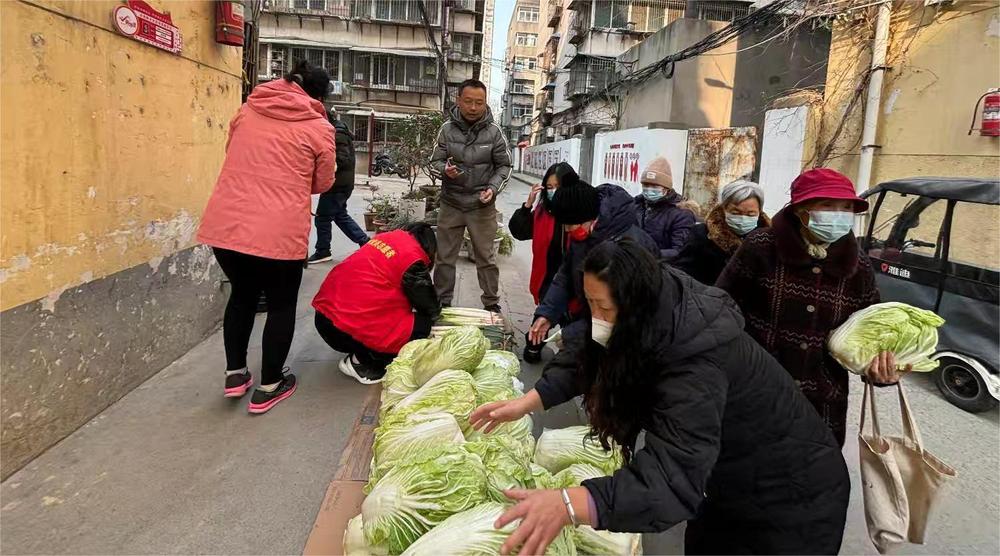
[508,162,579,362]
[470,239,849,555]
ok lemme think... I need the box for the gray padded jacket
[430,104,513,212]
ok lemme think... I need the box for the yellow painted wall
[817,1,1000,181]
[0,0,242,311]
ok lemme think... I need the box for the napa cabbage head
[465,435,534,501]
[828,302,945,374]
[534,426,624,475]
[477,350,521,378]
[465,413,536,454]
[572,526,642,556]
[547,463,606,489]
[388,369,477,429]
[470,361,520,405]
[410,326,489,386]
[380,339,433,415]
[400,502,577,556]
[344,514,389,556]
[367,411,465,491]
[362,444,488,554]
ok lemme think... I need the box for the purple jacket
[634,191,696,259]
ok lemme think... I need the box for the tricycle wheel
[935,357,998,413]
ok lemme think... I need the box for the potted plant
[399,189,427,221]
[369,193,398,232]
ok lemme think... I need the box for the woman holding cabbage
[715,168,906,446]
[470,239,851,555]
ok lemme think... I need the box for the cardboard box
[303,480,366,556]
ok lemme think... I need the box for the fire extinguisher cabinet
[216,0,245,47]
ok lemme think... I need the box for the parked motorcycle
[371,152,410,179]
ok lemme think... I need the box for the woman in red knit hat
[716,168,908,446]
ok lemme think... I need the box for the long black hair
[581,238,666,462]
[284,60,330,101]
[540,162,580,213]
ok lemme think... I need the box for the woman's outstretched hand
[469,390,543,434]
[496,487,592,555]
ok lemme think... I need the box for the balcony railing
[265,0,442,25]
[352,78,439,95]
[547,0,562,28]
[568,13,588,44]
[566,57,615,98]
[265,0,351,17]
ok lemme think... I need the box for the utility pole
[440,0,450,112]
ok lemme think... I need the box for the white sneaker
[338,355,382,385]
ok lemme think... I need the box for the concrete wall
[817,1,1000,184]
[619,18,830,136]
[0,0,241,478]
[619,19,731,130]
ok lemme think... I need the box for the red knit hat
[790,168,868,212]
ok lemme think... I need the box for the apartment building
[500,0,548,149]
[257,0,492,168]
[539,0,754,143]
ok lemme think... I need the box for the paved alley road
[1,175,997,555]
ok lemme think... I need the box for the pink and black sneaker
[247,373,297,414]
[224,371,253,398]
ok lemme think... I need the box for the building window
[290,47,342,80]
[512,105,533,119]
[351,0,441,25]
[452,34,474,55]
[515,32,538,47]
[513,56,536,71]
[354,53,438,93]
[593,0,629,29]
[517,6,539,22]
[511,79,534,94]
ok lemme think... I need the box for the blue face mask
[725,213,758,236]
[546,188,557,201]
[807,210,855,243]
[642,187,665,202]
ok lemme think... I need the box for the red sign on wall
[112,0,182,55]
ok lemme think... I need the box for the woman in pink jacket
[197,60,336,414]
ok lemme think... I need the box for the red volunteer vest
[529,205,557,305]
[312,230,430,353]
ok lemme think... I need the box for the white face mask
[591,318,614,347]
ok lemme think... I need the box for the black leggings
[213,248,303,385]
[314,312,432,376]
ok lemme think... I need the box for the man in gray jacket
[430,79,512,312]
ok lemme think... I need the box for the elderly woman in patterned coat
[716,168,906,446]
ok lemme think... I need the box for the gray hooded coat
[430,104,513,212]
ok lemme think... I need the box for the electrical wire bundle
[579,0,797,104]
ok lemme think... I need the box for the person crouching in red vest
[312,223,441,384]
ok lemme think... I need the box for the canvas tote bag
[858,381,957,554]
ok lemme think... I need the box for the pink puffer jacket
[197,79,336,260]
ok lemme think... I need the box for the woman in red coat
[716,169,906,446]
[312,223,440,384]
[508,162,580,362]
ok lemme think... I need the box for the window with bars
[515,33,538,47]
[517,6,539,22]
[566,57,615,97]
[451,34,474,55]
[289,47,342,80]
[351,0,441,24]
[354,53,438,92]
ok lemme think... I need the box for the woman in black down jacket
[508,162,580,363]
[470,239,849,555]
